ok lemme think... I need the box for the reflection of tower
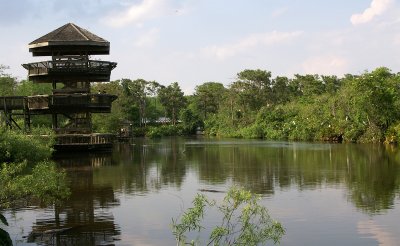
[27,153,120,245]
[22,23,117,150]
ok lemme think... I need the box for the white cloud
[350,0,394,25]
[393,34,400,45]
[102,0,167,27]
[133,28,160,47]
[271,7,288,18]
[203,31,303,60]
[302,55,349,76]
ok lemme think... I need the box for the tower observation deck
[1,23,118,150]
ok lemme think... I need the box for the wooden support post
[23,98,31,133]
[52,113,58,130]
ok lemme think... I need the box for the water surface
[5,137,400,245]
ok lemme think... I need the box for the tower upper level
[28,23,110,56]
[22,23,117,83]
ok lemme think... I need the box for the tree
[290,74,325,97]
[0,65,9,76]
[194,82,226,120]
[180,108,202,134]
[0,65,17,96]
[346,67,399,138]
[14,80,52,96]
[235,69,273,111]
[321,75,341,95]
[122,79,161,127]
[92,80,125,133]
[271,76,290,104]
[158,82,186,125]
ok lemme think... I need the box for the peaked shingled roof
[29,23,108,45]
[28,23,111,56]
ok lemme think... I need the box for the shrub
[146,125,184,138]
[0,129,53,164]
[0,129,70,246]
[172,187,285,245]
[385,122,400,144]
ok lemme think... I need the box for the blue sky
[0,0,399,94]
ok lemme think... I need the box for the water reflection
[183,140,400,213]
[108,139,400,214]
[15,138,400,245]
[110,138,400,214]
[28,152,120,245]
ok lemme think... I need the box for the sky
[0,0,399,94]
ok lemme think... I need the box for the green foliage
[0,161,70,208]
[93,113,124,133]
[0,129,70,245]
[180,108,202,134]
[385,122,400,144]
[146,125,184,138]
[172,187,285,246]
[202,67,400,143]
[14,80,52,96]
[172,194,212,245]
[0,160,70,245]
[0,129,54,164]
[291,74,325,97]
[0,76,17,96]
[0,129,68,208]
[159,82,187,125]
[3,63,400,144]
[0,65,17,96]
[194,82,226,120]
[121,79,161,127]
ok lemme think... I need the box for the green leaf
[0,214,8,226]
[0,228,12,246]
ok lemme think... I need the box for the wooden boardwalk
[0,96,117,150]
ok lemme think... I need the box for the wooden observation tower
[3,23,118,150]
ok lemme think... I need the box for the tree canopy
[2,63,400,142]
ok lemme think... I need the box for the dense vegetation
[93,67,400,143]
[0,127,69,245]
[2,65,400,143]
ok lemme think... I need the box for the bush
[0,129,70,246]
[0,129,53,164]
[359,123,383,143]
[146,125,184,138]
[204,115,222,136]
[385,122,400,144]
[0,161,70,208]
[172,187,285,245]
[239,124,264,138]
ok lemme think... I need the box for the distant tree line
[91,67,400,143]
[2,65,400,143]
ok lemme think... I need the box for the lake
[4,137,400,245]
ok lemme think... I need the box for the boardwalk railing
[56,133,115,146]
[0,96,26,110]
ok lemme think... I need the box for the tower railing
[26,94,117,110]
[22,60,117,76]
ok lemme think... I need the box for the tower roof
[28,23,110,56]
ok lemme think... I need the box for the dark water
[4,137,400,245]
